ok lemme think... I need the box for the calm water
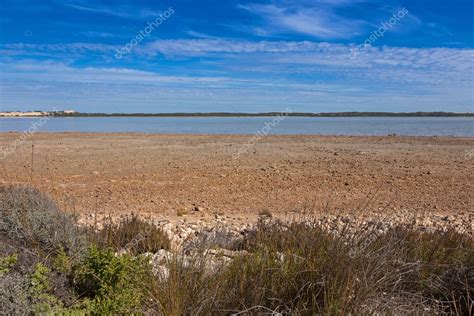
[0,117,473,136]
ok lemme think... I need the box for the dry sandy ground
[0,133,472,220]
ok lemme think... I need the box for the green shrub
[30,263,51,297]
[0,253,18,276]
[92,214,170,254]
[0,185,87,256]
[53,248,73,275]
[72,246,152,314]
[29,263,61,314]
[27,262,89,314]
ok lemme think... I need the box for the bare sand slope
[0,133,472,217]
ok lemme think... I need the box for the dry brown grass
[91,214,171,254]
[148,219,473,315]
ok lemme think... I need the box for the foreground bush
[1,185,472,314]
[0,258,82,314]
[72,246,152,314]
[0,185,87,256]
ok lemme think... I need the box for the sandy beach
[0,132,472,219]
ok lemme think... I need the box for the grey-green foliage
[0,185,87,256]
[0,273,31,315]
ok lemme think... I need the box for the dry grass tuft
[91,214,171,254]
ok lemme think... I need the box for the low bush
[72,246,152,314]
[0,273,31,315]
[29,263,62,314]
[0,260,80,315]
[0,185,87,256]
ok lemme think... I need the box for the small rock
[341,216,351,223]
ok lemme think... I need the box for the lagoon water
[0,117,473,136]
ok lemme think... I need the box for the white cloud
[63,1,160,20]
[237,1,424,41]
[1,61,292,87]
[141,39,323,55]
[79,31,120,38]
[185,30,221,39]
[139,39,473,83]
[239,3,365,39]
[3,39,472,72]
[0,42,117,58]
[1,38,472,112]
[2,40,472,88]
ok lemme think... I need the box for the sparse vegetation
[0,185,472,315]
[258,209,273,218]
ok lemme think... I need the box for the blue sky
[0,0,473,113]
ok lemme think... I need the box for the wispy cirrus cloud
[238,3,366,39]
[1,36,472,112]
[1,42,117,53]
[79,31,120,38]
[0,42,118,61]
[139,39,473,80]
[237,0,422,40]
[63,0,159,20]
[1,55,472,113]
[0,60,251,87]
[2,40,472,86]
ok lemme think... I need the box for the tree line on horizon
[46,111,474,117]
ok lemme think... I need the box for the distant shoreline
[1,111,473,117]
